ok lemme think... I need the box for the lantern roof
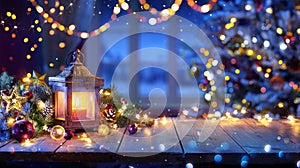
[49,50,104,86]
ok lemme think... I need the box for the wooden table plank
[54,129,125,163]
[0,134,66,163]
[242,118,299,153]
[0,118,299,166]
[56,129,125,153]
[277,119,300,144]
[0,135,65,153]
[173,118,245,165]
[174,119,245,153]
[220,118,300,165]
[0,140,11,148]
[220,119,298,153]
[117,118,183,157]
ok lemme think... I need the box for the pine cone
[102,103,116,123]
[42,103,54,117]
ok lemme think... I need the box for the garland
[99,86,154,129]
[0,71,54,137]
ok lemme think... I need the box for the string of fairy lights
[1,0,300,119]
[2,0,300,70]
[28,0,211,39]
[0,0,218,71]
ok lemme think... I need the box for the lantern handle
[65,49,86,66]
[65,39,86,66]
[65,51,76,66]
[74,49,86,64]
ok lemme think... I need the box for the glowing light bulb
[256,115,262,121]
[171,4,179,11]
[280,43,287,50]
[22,139,33,147]
[263,40,270,48]
[266,7,273,14]
[276,27,283,35]
[80,32,89,39]
[11,14,16,20]
[81,133,87,138]
[113,6,121,14]
[245,4,252,11]
[121,2,129,10]
[68,24,75,31]
[200,4,211,13]
[230,17,237,23]
[287,115,295,122]
[252,36,257,43]
[219,34,226,41]
[278,102,284,108]
[161,116,167,125]
[36,5,44,13]
[161,9,170,17]
[148,18,157,25]
[264,144,271,152]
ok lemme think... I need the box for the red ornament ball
[11,119,35,142]
[64,129,74,140]
[1,89,9,96]
[127,124,138,134]
[23,90,33,99]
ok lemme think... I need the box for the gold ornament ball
[50,125,66,140]
[98,124,110,136]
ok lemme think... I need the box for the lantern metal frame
[49,50,104,131]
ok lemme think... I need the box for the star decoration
[32,70,47,86]
[42,125,48,131]
[1,88,27,113]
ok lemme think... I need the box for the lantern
[49,50,104,131]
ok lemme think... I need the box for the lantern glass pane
[55,91,66,120]
[72,92,95,121]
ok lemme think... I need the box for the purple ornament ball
[64,129,74,140]
[127,124,138,134]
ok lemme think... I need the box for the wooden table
[0,118,299,167]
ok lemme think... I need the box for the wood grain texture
[242,118,299,153]
[0,135,65,152]
[0,119,298,165]
[57,129,125,153]
[117,118,182,157]
[0,139,11,148]
[278,119,300,144]
[174,119,245,153]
